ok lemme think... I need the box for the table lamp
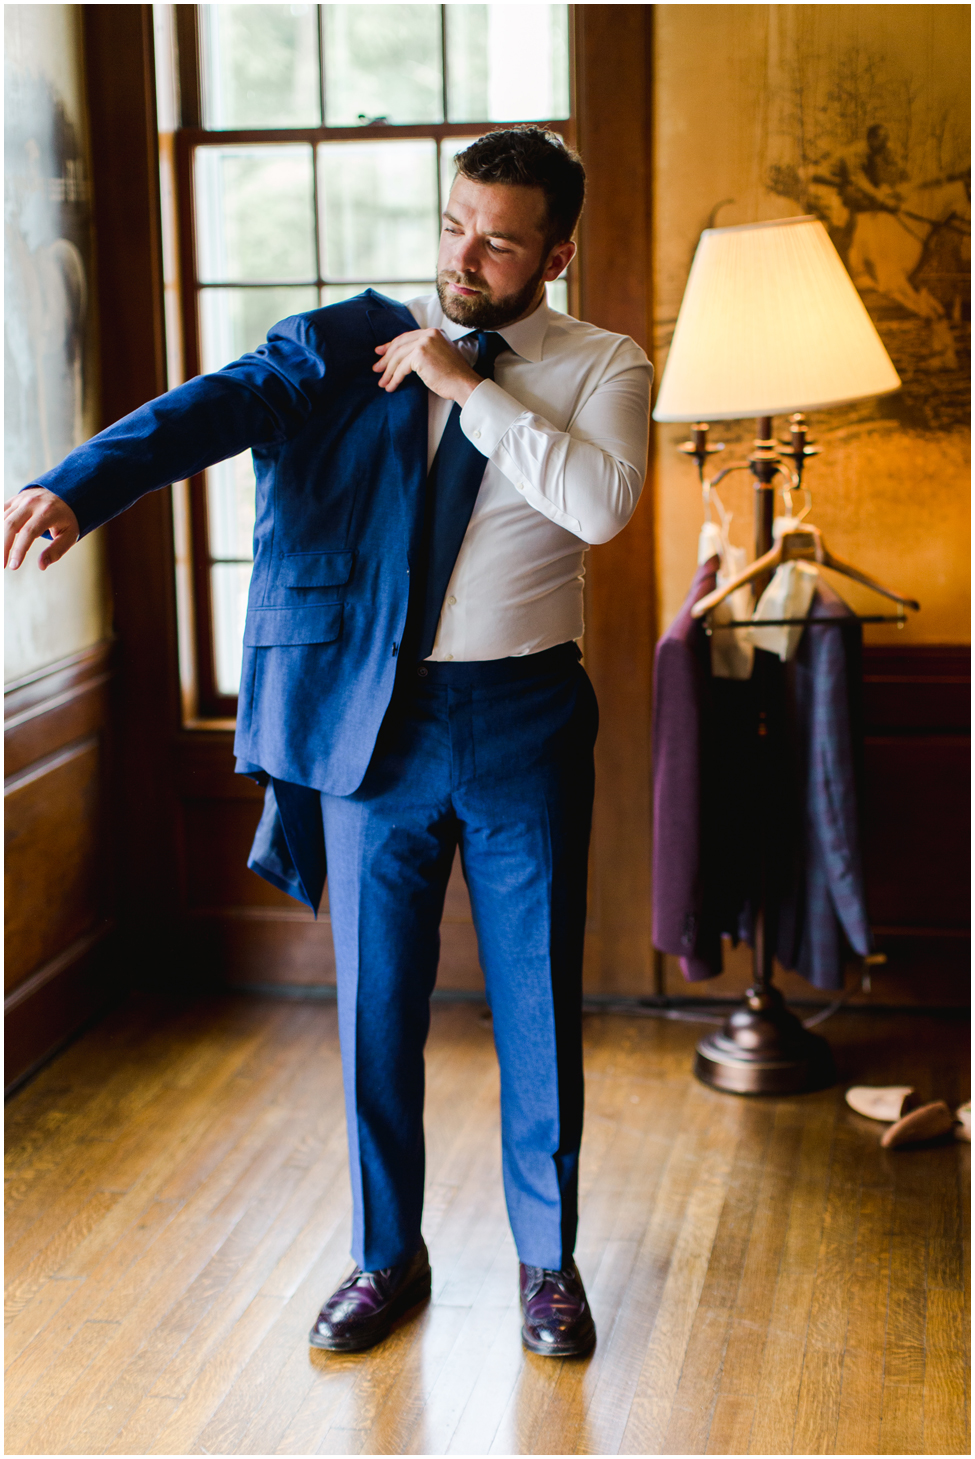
[652,214,901,1094]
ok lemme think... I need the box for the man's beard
[436,263,547,329]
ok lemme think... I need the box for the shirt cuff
[459,378,524,457]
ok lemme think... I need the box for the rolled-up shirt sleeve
[458,347,652,545]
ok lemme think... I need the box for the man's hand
[373,328,482,407]
[4,488,80,571]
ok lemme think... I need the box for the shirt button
[471,429,481,439]
[444,653,454,661]
[447,595,457,606]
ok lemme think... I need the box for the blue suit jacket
[32,291,429,911]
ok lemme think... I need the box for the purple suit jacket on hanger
[651,561,872,990]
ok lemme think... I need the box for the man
[5,128,652,1357]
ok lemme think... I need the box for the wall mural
[764,43,970,432]
[4,6,107,683]
[4,68,93,481]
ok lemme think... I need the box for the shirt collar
[433,293,551,363]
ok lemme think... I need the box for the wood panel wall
[4,645,119,1089]
[860,643,970,1002]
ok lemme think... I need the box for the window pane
[546,278,569,315]
[323,5,442,126]
[198,285,318,374]
[211,562,253,697]
[440,136,482,208]
[207,455,257,562]
[318,141,438,280]
[322,282,432,307]
[201,4,321,129]
[446,5,570,122]
[195,146,316,283]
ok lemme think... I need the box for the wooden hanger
[691,523,920,619]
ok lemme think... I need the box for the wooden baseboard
[173,904,487,995]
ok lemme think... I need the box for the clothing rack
[705,612,906,631]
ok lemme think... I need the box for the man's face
[436,175,575,329]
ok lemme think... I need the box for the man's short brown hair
[454,127,586,246]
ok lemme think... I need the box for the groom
[5,127,652,1356]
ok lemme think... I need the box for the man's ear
[544,238,576,283]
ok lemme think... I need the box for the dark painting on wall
[764,40,970,434]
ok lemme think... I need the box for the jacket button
[418,666,428,677]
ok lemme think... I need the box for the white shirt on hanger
[405,292,653,661]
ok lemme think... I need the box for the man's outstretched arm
[3,318,332,571]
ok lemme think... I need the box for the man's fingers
[3,505,28,567]
[3,491,79,570]
[375,341,416,391]
[379,351,416,393]
[37,526,79,570]
[4,504,41,570]
[7,517,48,571]
[373,338,412,378]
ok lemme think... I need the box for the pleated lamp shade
[652,215,901,422]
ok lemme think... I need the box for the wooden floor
[4,994,970,1456]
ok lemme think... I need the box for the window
[164,4,574,716]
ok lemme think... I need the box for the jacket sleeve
[24,319,330,538]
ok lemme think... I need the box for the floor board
[5,994,970,1455]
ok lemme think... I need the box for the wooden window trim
[169,4,577,719]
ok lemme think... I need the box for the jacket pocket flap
[244,604,343,647]
[272,551,354,588]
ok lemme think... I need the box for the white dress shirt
[405,293,653,661]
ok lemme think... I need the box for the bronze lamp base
[694,983,835,1096]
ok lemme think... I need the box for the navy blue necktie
[414,330,510,660]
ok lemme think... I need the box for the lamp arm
[706,462,751,489]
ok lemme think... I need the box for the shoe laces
[523,1264,577,1300]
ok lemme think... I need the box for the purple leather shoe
[520,1261,596,1356]
[309,1240,431,1351]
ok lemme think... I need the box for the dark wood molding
[575,4,656,995]
[860,642,970,954]
[862,642,970,733]
[4,925,120,1095]
[174,4,202,129]
[4,921,116,1017]
[83,6,183,937]
[4,641,115,779]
